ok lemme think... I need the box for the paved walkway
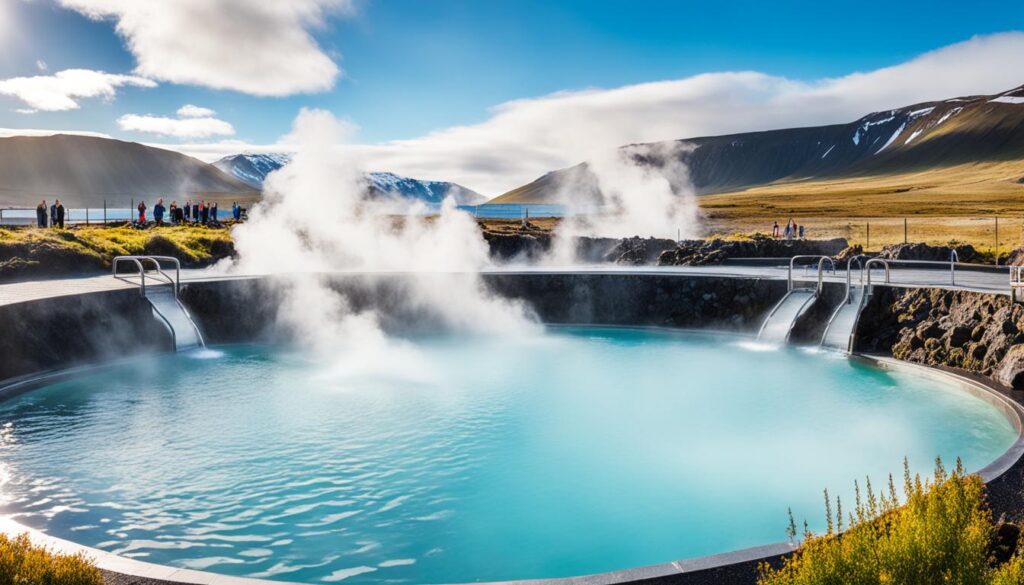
[0,262,1013,307]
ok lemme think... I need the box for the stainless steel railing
[864,258,890,285]
[788,255,836,295]
[113,255,181,297]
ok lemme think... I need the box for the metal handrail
[950,249,959,285]
[112,256,147,296]
[847,254,868,286]
[145,256,181,297]
[788,255,836,294]
[865,258,890,285]
[1011,266,1024,304]
[138,257,175,292]
[112,255,181,297]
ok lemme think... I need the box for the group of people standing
[135,199,244,226]
[35,199,65,228]
[771,218,805,240]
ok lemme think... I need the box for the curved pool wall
[0,271,1022,585]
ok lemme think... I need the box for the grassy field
[699,161,1024,252]
[0,223,235,280]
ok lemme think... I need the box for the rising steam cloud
[227,109,538,362]
[547,141,702,264]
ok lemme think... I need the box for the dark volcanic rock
[483,230,552,262]
[602,236,678,265]
[877,242,977,263]
[657,235,849,266]
[995,345,1024,389]
[856,287,1024,388]
[991,522,1022,566]
[1004,247,1024,267]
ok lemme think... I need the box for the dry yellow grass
[699,161,1024,251]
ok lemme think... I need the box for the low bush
[0,532,102,585]
[759,458,1024,585]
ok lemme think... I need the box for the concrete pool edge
[0,349,1022,585]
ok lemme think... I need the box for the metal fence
[0,207,140,226]
[2,202,570,226]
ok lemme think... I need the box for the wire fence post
[866,222,870,251]
[904,217,907,244]
[103,200,107,225]
[995,217,1000,267]
[86,207,90,226]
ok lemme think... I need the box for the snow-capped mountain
[493,84,1024,203]
[214,154,486,205]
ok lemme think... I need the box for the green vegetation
[759,459,1024,585]
[0,224,235,280]
[0,532,102,585]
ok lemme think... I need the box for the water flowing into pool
[0,327,1015,584]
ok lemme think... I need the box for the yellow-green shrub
[992,554,1024,585]
[0,532,102,585]
[759,458,1001,585]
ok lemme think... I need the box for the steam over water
[0,329,1014,584]
[224,109,540,356]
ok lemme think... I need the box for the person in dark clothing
[211,202,218,222]
[54,200,65,229]
[200,200,209,224]
[50,202,57,227]
[232,202,240,221]
[184,199,191,222]
[192,201,199,223]
[36,200,47,227]
[137,200,147,224]
[154,198,166,226]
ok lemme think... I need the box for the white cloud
[0,68,155,113]
[338,32,1024,195]
[35,60,47,71]
[118,112,235,139]
[22,33,1024,197]
[177,104,216,118]
[58,0,355,96]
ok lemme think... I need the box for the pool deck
[0,261,1013,307]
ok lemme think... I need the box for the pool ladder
[757,256,834,344]
[113,255,205,351]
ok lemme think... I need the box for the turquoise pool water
[0,327,1016,584]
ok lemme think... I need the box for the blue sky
[1,0,1023,193]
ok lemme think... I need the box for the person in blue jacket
[154,198,166,226]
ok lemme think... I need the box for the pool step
[757,290,817,344]
[145,285,205,351]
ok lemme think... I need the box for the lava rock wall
[856,287,1024,389]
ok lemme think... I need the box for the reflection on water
[0,328,1014,584]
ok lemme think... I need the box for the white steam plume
[546,142,702,265]
[227,109,538,360]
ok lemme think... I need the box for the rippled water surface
[0,328,1016,583]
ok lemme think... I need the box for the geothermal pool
[0,327,1016,584]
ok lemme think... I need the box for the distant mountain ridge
[0,135,256,207]
[214,153,486,205]
[492,84,1024,204]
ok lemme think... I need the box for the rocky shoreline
[856,287,1024,390]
